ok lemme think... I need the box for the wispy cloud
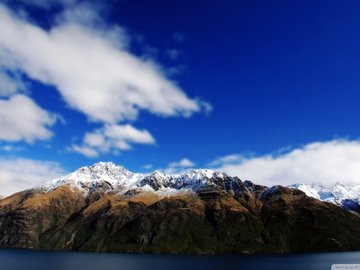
[164,49,181,61]
[169,158,195,168]
[0,71,27,97]
[207,154,245,167]
[7,0,78,9]
[0,145,23,152]
[143,164,153,170]
[0,158,65,197]
[172,32,185,43]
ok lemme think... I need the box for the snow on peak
[289,182,360,210]
[42,162,144,195]
[41,162,231,197]
[78,162,133,178]
[289,183,321,200]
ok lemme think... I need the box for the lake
[0,249,359,270]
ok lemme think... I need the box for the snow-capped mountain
[289,183,360,211]
[37,162,360,212]
[3,161,360,254]
[38,162,360,210]
[41,162,232,197]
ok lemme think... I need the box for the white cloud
[84,132,106,148]
[210,140,360,187]
[0,4,210,125]
[0,4,211,154]
[0,95,57,143]
[169,158,195,168]
[0,158,65,197]
[70,145,99,158]
[105,124,155,144]
[207,154,245,167]
[71,124,155,157]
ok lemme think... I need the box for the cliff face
[1,170,360,254]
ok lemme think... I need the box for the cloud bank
[210,140,360,187]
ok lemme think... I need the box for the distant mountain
[289,183,360,212]
[1,162,360,254]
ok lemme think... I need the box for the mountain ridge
[39,162,239,199]
[34,162,360,213]
[1,161,360,254]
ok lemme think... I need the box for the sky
[1,0,360,195]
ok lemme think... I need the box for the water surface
[1,249,359,270]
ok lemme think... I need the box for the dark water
[0,249,359,270]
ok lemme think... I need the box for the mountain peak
[87,162,131,174]
[91,161,117,168]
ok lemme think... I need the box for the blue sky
[2,0,360,195]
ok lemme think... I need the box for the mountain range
[0,162,360,254]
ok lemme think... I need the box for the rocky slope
[0,162,360,254]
